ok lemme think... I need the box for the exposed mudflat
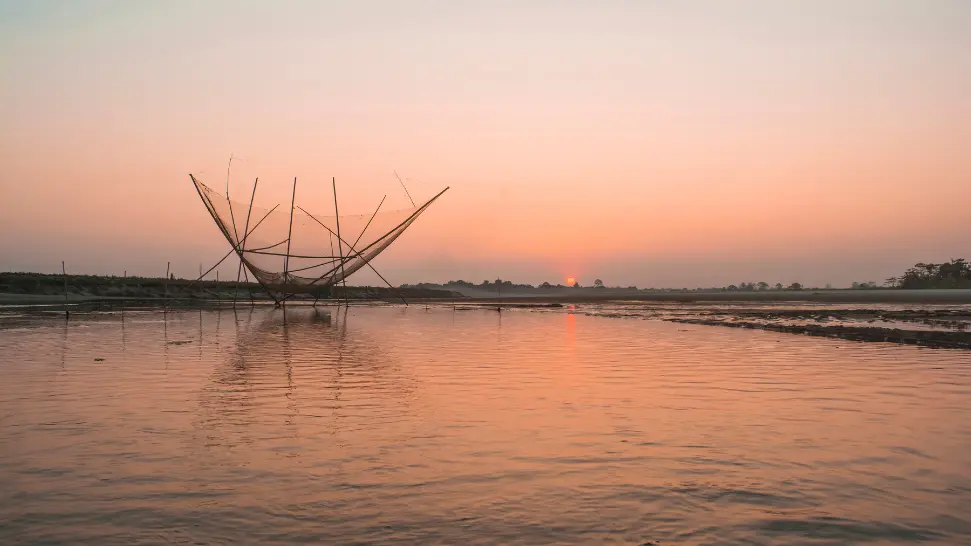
[668,317,971,350]
[489,301,971,351]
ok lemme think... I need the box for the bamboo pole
[283,187,449,301]
[224,156,244,304]
[284,177,297,305]
[188,204,279,287]
[165,262,170,299]
[62,261,68,319]
[235,177,259,307]
[241,267,255,305]
[333,177,348,306]
[350,195,386,252]
[241,178,259,297]
[190,174,280,305]
[292,206,408,305]
[224,155,242,251]
[329,233,335,269]
[394,170,416,207]
[316,194,377,301]
[279,193,385,286]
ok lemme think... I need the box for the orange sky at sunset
[1,1,969,288]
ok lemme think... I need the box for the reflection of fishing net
[191,175,447,293]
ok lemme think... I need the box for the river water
[2,305,970,545]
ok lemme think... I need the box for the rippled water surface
[2,306,971,545]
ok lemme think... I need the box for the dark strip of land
[459,289,971,304]
[5,269,971,305]
[667,318,971,350]
[0,272,456,305]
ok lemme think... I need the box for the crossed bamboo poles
[190,171,448,307]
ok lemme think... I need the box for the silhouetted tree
[774,283,783,290]
[787,282,803,291]
[897,259,970,289]
[594,279,604,288]
[756,281,769,291]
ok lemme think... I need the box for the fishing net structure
[190,173,448,301]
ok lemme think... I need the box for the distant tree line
[724,282,803,291]
[406,278,815,292]
[403,261,971,292]
[445,279,536,289]
[403,279,635,290]
[885,259,971,289]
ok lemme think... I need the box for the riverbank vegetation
[885,259,971,289]
[0,272,454,302]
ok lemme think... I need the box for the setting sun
[566,276,576,286]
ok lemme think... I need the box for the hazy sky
[2,0,969,288]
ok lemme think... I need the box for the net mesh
[191,175,446,293]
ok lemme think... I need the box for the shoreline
[456,289,971,305]
[5,271,971,306]
[4,292,970,350]
[5,288,971,307]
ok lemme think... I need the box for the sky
[1,0,969,288]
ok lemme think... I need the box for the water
[542,302,971,332]
[2,305,971,545]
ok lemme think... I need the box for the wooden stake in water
[62,261,68,319]
[165,262,170,299]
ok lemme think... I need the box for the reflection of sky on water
[2,305,971,544]
[193,306,417,461]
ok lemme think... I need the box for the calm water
[2,305,971,545]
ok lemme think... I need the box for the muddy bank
[667,318,971,350]
[518,301,971,350]
[701,308,971,331]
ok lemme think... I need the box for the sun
[566,276,576,286]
